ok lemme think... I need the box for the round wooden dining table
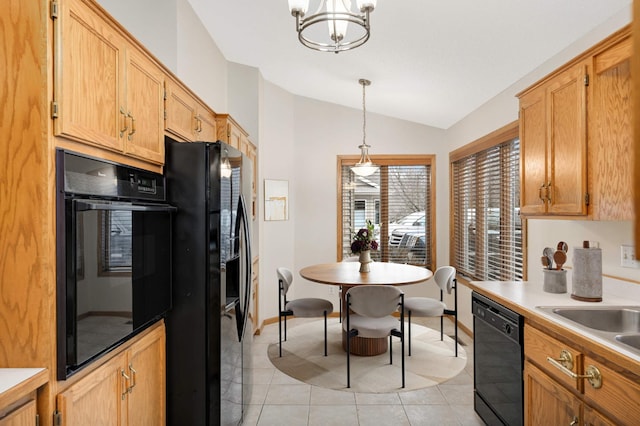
[299,262,433,356]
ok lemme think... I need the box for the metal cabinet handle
[539,183,547,203]
[121,369,130,400]
[546,356,603,389]
[127,112,136,140]
[569,416,579,425]
[549,349,574,370]
[120,108,128,137]
[128,364,137,393]
[546,181,552,202]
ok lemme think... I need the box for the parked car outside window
[388,211,426,264]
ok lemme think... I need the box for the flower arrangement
[350,219,379,254]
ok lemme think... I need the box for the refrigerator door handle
[236,194,252,341]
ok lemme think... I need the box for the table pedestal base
[342,333,388,356]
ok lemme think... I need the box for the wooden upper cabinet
[54,0,164,165]
[54,0,125,153]
[216,114,248,150]
[519,26,632,219]
[165,79,217,142]
[519,61,588,216]
[124,48,165,164]
[589,35,632,220]
[546,61,588,215]
[519,88,548,215]
[634,0,640,255]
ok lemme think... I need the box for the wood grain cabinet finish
[524,362,584,426]
[54,0,165,165]
[165,79,217,142]
[589,34,632,220]
[519,61,589,216]
[634,0,640,254]
[0,399,37,426]
[55,323,165,426]
[524,324,640,425]
[518,26,632,219]
[216,114,248,151]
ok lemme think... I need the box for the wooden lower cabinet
[56,323,165,426]
[524,323,640,425]
[524,361,583,426]
[0,400,37,426]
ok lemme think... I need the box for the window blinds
[340,161,433,269]
[452,138,523,281]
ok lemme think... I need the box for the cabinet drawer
[582,355,640,425]
[524,325,583,391]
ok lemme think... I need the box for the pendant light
[288,0,377,54]
[351,78,378,177]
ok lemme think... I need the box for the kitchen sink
[548,306,640,333]
[616,334,640,350]
[537,306,640,356]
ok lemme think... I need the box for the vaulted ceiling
[187,0,631,129]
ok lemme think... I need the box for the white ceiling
[186,0,631,130]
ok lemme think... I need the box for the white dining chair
[404,265,458,356]
[278,267,334,357]
[344,285,405,388]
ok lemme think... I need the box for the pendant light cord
[359,79,370,146]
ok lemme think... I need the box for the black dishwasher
[472,292,523,426]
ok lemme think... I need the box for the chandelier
[287,0,377,53]
[351,78,378,177]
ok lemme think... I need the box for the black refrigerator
[164,137,253,426]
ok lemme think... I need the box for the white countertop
[0,368,47,409]
[469,279,640,364]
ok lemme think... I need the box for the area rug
[267,319,467,393]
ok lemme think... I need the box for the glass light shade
[327,0,350,41]
[356,0,376,10]
[288,0,308,14]
[351,162,378,177]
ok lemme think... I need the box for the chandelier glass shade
[288,0,377,53]
[351,78,378,177]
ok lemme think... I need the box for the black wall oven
[56,150,175,379]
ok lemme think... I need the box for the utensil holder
[543,269,567,294]
[571,247,602,302]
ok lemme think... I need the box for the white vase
[359,250,372,273]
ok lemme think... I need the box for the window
[338,156,435,269]
[450,122,524,281]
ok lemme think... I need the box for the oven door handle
[74,199,177,213]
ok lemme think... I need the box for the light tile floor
[244,317,484,426]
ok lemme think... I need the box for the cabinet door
[124,48,165,164]
[519,87,547,215]
[227,123,243,150]
[583,405,616,426]
[56,353,127,426]
[546,61,588,215]
[196,107,217,142]
[524,362,581,426]
[0,399,36,426]
[126,324,166,426]
[55,0,125,152]
[165,81,197,142]
[590,36,632,220]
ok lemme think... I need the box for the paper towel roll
[571,247,602,302]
